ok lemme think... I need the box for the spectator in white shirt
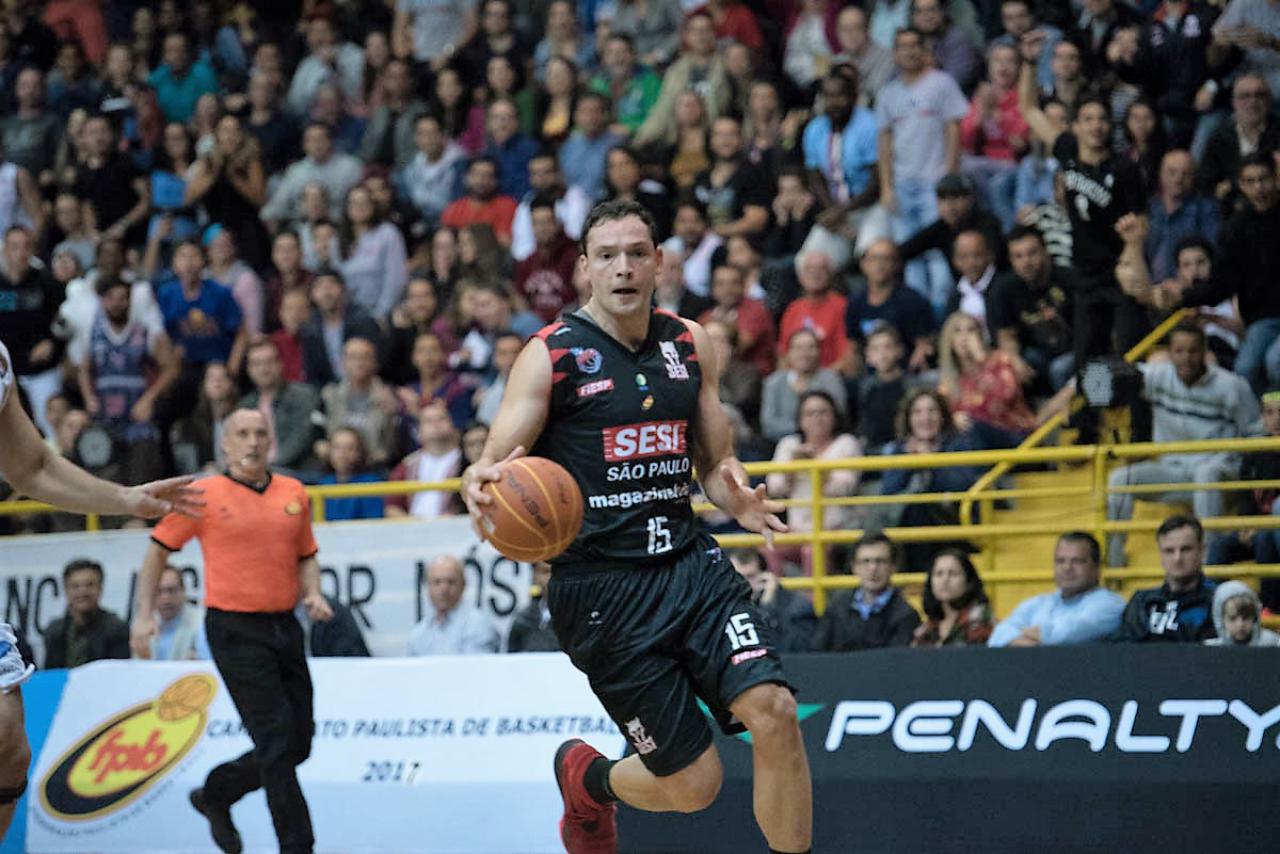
[949,229,997,335]
[407,555,500,655]
[399,114,466,225]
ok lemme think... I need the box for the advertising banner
[621,646,1280,853]
[25,656,624,854]
[0,518,530,660]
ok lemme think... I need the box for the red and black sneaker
[553,739,618,854]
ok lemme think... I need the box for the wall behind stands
[0,518,531,661]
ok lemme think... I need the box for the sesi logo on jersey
[602,420,687,462]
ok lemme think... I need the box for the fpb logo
[40,674,217,820]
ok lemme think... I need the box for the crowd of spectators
[24,514,1273,676]
[1,2,1280,607]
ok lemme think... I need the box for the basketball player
[462,200,813,854]
[0,338,199,842]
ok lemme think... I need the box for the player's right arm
[460,336,553,531]
[0,386,200,518]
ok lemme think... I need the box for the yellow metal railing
[959,309,1191,568]
[5,432,1280,616]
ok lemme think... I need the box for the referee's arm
[131,540,172,658]
[299,554,333,622]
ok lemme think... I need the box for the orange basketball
[480,456,584,563]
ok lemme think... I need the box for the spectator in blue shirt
[156,239,246,373]
[558,91,622,200]
[148,32,218,124]
[484,98,540,201]
[1145,149,1219,283]
[989,532,1126,647]
[316,427,386,520]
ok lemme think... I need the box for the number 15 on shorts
[724,613,760,651]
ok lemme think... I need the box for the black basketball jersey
[1053,131,1145,279]
[533,308,702,571]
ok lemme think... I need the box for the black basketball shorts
[547,534,791,777]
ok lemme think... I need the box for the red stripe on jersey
[536,322,566,341]
[675,330,694,344]
[552,371,569,384]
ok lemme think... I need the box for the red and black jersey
[534,308,702,571]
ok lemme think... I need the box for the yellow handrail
[958,308,1192,543]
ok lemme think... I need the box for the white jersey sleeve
[0,338,13,412]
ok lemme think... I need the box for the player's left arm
[682,317,788,546]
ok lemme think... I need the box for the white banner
[26,657,625,853]
[0,518,532,660]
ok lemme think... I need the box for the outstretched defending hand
[720,469,788,550]
[461,446,526,538]
[125,476,204,519]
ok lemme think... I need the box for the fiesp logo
[40,674,217,821]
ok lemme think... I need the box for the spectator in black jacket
[729,548,817,655]
[43,558,130,668]
[810,533,921,652]
[1106,2,1220,149]
[898,173,1007,299]
[1195,74,1279,210]
[507,562,561,653]
[300,269,384,388]
[1161,153,1280,394]
[988,225,1076,393]
[1114,516,1218,643]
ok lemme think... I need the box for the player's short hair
[1056,531,1101,567]
[1156,514,1204,545]
[63,558,104,583]
[580,199,659,256]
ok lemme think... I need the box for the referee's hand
[461,446,525,539]
[304,592,334,622]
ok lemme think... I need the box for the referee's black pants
[204,608,315,854]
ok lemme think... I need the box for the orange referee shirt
[152,474,318,613]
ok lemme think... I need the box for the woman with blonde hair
[937,311,1036,449]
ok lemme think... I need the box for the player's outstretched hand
[462,446,526,538]
[126,476,204,519]
[721,469,788,551]
[304,592,334,622]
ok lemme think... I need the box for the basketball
[480,457,584,563]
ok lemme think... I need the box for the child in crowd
[857,323,909,454]
[1204,581,1280,647]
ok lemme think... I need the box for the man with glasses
[810,533,921,651]
[1198,74,1280,207]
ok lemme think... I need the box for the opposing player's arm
[460,336,553,528]
[0,388,199,518]
[682,318,787,546]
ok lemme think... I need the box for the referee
[132,409,332,854]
